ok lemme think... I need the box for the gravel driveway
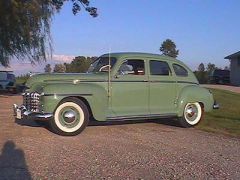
[0,95,240,179]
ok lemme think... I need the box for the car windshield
[87,57,117,73]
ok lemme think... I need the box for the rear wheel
[50,98,89,136]
[179,102,203,127]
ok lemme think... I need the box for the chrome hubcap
[185,104,198,121]
[63,110,76,124]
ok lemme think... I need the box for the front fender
[42,82,108,121]
[177,85,214,116]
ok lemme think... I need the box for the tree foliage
[206,63,217,73]
[195,62,219,84]
[0,0,97,67]
[53,63,66,73]
[52,0,97,16]
[64,56,97,73]
[194,71,208,84]
[44,64,52,73]
[198,63,205,72]
[0,0,53,67]
[159,39,179,58]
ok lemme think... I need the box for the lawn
[196,88,240,137]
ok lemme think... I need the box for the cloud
[0,54,75,76]
[51,54,75,63]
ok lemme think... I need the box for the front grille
[23,92,40,112]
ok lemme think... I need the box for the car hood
[26,73,108,88]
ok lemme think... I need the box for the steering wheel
[99,65,111,72]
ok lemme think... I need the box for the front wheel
[50,98,89,136]
[179,102,203,127]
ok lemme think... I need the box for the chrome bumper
[13,104,53,120]
[213,101,219,109]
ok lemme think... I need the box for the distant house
[225,51,240,86]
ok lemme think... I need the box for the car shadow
[152,118,182,127]
[15,118,50,130]
[0,140,32,179]
[88,118,182,128]
[15,117,182,130]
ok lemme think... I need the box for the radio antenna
[108,47,111,97]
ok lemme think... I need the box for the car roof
[101,52,178,61]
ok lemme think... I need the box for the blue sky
[4,0,240,75]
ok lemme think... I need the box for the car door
[149,60,177,115]
[110,59,149,118]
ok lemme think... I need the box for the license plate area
[16,109,22,119]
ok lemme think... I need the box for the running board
[107,113,177,121]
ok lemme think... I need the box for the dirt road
[202,84,240,94]
[0,95,239,179]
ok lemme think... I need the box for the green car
[13,53,219,136]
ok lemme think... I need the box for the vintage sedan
[13,53,219,136]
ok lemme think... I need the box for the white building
[225,51,240,86]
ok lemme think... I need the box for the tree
[195,63,207,84]
[0,0,97,67]
[159,39,179,58]
[44,64,52,73]
[198,63,205,72]
[53,63,66,73]
[206,63,216,73]
[65,56,96,73]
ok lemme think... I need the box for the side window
[150,60,171,76]
[173,64,188,76]
[118,59,145,75]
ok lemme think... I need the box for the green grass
[196,88,240,137]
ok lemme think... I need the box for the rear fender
[176,85,214,117]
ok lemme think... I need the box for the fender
[42,82,109,121]
[176,85,214,116]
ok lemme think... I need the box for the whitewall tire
[50,98,89,136]
[179,102,203,127]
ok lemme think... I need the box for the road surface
[0,95,239,179]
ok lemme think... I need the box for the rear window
[150,60,171,76]
[173,64,188,77]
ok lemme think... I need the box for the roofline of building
[224,51,240,59]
